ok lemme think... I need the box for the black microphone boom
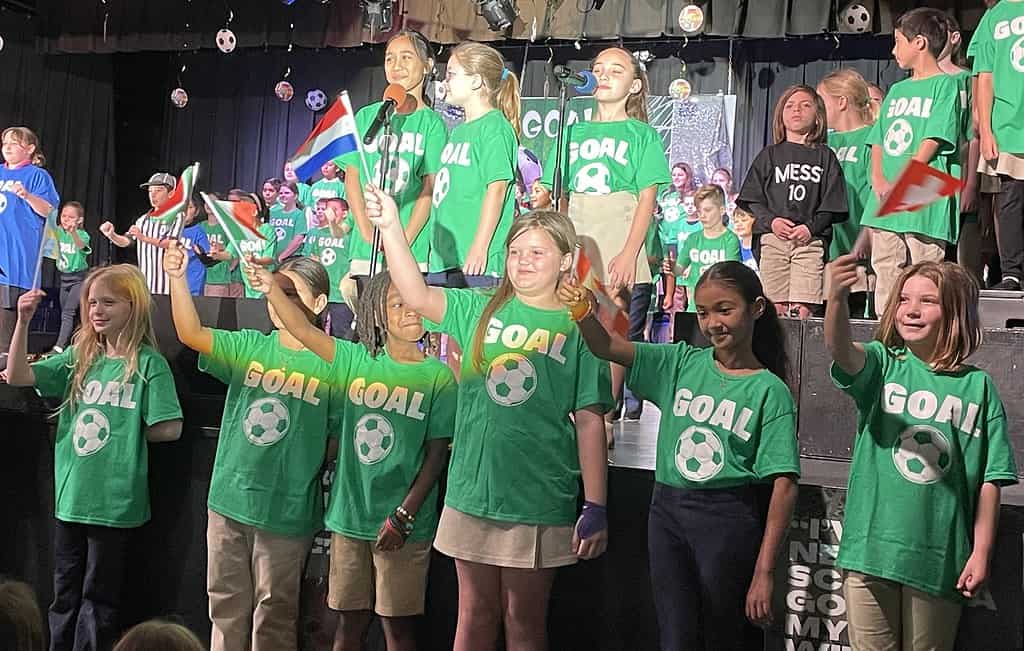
[363,99,397,146]
[553,64,587,87]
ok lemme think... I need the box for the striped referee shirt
[132,213,184,295]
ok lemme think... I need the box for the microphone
[363,84,410,145]
[553,65,597,94]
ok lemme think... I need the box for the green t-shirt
[679,228,741,292]
[199,329,340,537]
[644,218,663,279]
[297,182,313,208]
[269,205,308,252]
[828,126,873,259]
[302,226,351,304]
[32,345,183,527]
[831,341,1018,600]
[237,223,278,299]
[429,109,517,275]
[541,118,671,196]
[56,228,91,273]
[202,220,235,286]
[860,74,963,243]
[310,178,346,202]
[627,342,799,489]
[425,288,614,525]
[339,103,448,266]
[969,1,1024,154]
[656,189,692,251]
[324,342,457,542]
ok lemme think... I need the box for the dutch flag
[289,92,367,182]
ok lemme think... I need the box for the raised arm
[824,253,866,376]
[364,185,447,324]
[4,290,46,387]
[558,282,636,367]
[164,241,213,354]
[243,263,337,363]
[100,221,133,248]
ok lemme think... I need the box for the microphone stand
[552,79,570,207]
[367,115,394,279]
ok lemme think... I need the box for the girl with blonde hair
[5,265,183,651]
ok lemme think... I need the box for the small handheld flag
[575,246,629,337]
[32,207,60,289]
[200,192,266,262]
[149,162,200,223]
[289,93,371,184]
[877,159,963,217]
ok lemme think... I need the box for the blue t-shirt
[179,223,210,296]
[0,164,60,289]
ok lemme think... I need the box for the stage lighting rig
[478,0,517,32]
[362,0,394,32]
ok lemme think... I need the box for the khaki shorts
[568,191,653,286]
[758,233,826,304]
[433,506,577,570]
[824,260,871,295]
[844,570,962,651]
[978,151,1024,182]
[327,533,431,617]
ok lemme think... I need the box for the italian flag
[200,192,267,256]
[149,162,199,223]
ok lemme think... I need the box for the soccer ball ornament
[485,353,538,407]
[170,87,189,109]
[73,409,111,457]
[884,118,914,156]
[674,426,725,482]
[678,4,705,33]
[838,3,871,33]
[574,162,612,194]
[354,413,395,465]
[892,425,952,484]
[216,28,237,53]
[669,78,692,100]
[306,89,328,112]
[243,397,291,446]
[275,80,295,102]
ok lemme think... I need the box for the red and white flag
[575,246,629,337]
[149,162,199,223]
[877,159,963,217]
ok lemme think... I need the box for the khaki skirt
[433,506,578,570]
[568,191,653,286]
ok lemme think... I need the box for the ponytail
[497,70,522,139]
[2,127,46,167]
[451,41,521,138]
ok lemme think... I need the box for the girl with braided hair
[245,265,456,651]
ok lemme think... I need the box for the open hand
[745,570,774,627]
[606,248,638,292]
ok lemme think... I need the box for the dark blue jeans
[327,301,356,341]
[623,283,653,413]
[49,520,133,651]
[647,482,768,651]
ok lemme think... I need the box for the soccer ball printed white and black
[1012,36,1024,73]
[243,397,291,446]
[674,426,725,482]
[884,119,914,157]
[320,247,337,267]
[838,3,871,33]
[274,226,287,242]
[373,158,412,195]
[574,162,612,194]
[432,167,451,208]
[892,425,952,484]
[354,413,395,465]
[485,353,537,407]
[73,409,111,457]
[306,89,328,112]
[215,28,237,53]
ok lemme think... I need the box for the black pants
[996,175,1024,282]
[623,283,653,413]
[647,482,767,651]
[49,520,133,651]
[56,272,87,350]
[327,301,357,341]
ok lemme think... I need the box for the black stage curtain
[0,10,117,281]
[155,35,909,199]
[35,0,990,51]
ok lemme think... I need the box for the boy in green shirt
[862,8,965,309]
[54,201,92,352]
[303,197,355,340]
[672,185,742,312]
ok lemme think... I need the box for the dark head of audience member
[0,578,45,651]
[113,619,205,651]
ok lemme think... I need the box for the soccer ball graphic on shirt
[0,193,7,213]
[432,167,451,208]
[485,353,537,407]
[73,409,111,457]
[574,162,612,194]
[354,413,395,465]
[373,158,412,195]
[320,247,337,267]
[674,426,725,482]
[1012,36,1024,73]
[243,397,291,446]
[884,119,914,157]
[892,425,952,484]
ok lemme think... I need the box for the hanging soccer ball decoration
[305,89,328,111]
[170,87,189,109]
[275,80,295,102]
[839,3,872,33]
[669,78,692,100]
[678,4,705,33]
[0,36,5,52]
[216,28,237,53]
